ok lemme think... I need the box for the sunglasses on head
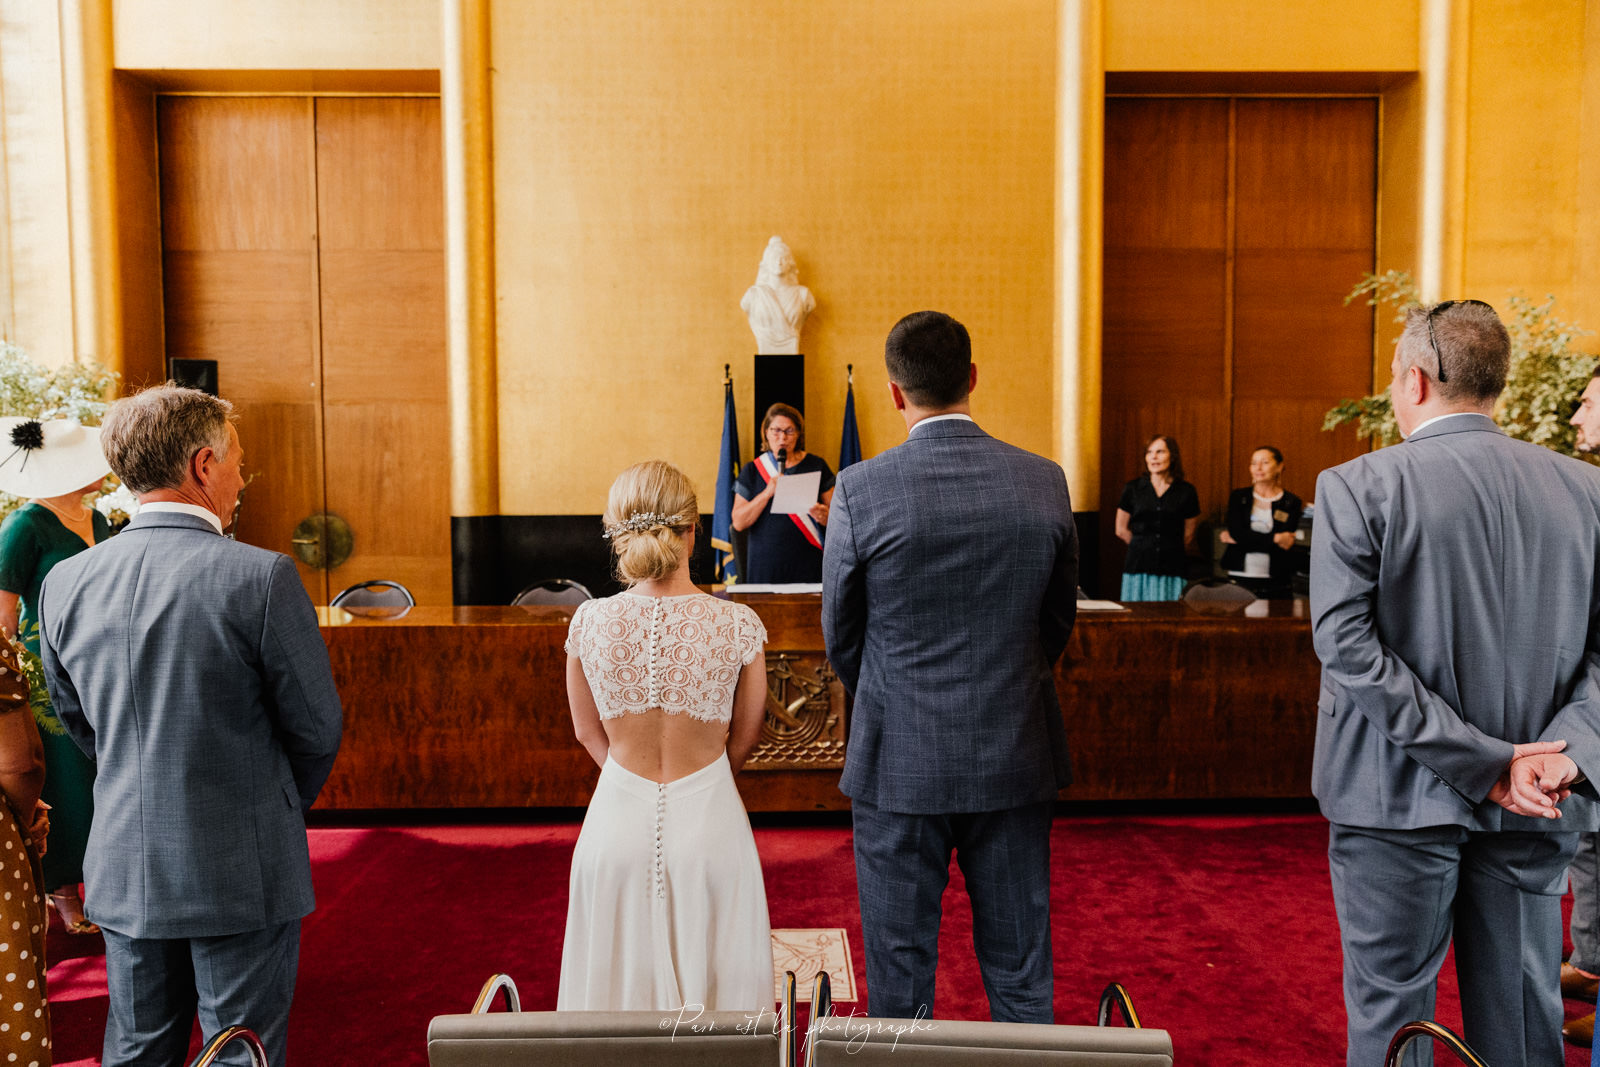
[1425,299,1494,384]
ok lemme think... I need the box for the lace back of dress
[575,595,766,723]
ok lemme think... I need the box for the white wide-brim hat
[0,418,111,498]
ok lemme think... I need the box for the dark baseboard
[452,514,718,606]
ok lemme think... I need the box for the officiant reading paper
[822,310,1077,1022]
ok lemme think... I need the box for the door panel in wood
[1100,95,1377,595]
[158,97,327,604]
[314,98,450,605]
[1231,97,1376,491]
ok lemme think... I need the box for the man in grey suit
[1557,368,1600,1047]
[822,310,1077,1023]
[40,386,343,1066]
[1312,300,1600,1067]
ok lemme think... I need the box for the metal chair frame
[1384,1021,1491,1067]
[330,579,416,610]
[191,1026,269,1067]
[511,577,594,606]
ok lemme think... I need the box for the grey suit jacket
[1311,413,1600,831]
[39,511,343,938]
[822,419,1078,813]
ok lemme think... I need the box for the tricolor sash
[756,451,824,550]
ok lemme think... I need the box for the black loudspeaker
[752,354,804,454]
[167,358,219,396]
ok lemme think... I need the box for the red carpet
[40,814,1596,1065]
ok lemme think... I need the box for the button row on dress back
[647,598,664,708]
[654,783,666,900]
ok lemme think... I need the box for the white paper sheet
[1076,599,1131,611]
[728,583,824,594]
[771,470,822,515]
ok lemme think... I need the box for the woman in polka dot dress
[0,637,51,1065]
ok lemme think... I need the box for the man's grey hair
[100,384,234,494]
[1396,300,1510,403]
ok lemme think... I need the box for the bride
[557,460,774,1011]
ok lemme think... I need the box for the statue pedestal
[753,352,805,454]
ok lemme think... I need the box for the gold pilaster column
[1418,0,1468,301]
[57,0,118,370]
[1054,0,1103,509]
[443,0,499,516]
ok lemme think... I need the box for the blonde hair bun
[603,460,698,585]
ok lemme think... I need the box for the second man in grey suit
[1311,300,1600,1067]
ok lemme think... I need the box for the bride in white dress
[558,460,774,1012]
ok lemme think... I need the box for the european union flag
[838,366,862,470]
[711,371,741,584]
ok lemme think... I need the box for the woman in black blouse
[1115,434,1200,601]
[1218,445,1304,598]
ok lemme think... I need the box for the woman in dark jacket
[1219,445,1304,597]
[1115,434,1200,601]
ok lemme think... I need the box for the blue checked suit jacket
[822,418,1078,813]
[1311,413,1600,831]
[39,510,343,939]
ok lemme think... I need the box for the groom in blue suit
[40,385,343,1066]
[823,310,1078,1022]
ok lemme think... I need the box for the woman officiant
[731,403,835,583]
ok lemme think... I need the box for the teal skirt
[1121,573,1186,602]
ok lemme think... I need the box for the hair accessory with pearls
[603,512,685,540]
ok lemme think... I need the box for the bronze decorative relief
[748,652,847,770]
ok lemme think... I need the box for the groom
[822,310,1078,1022]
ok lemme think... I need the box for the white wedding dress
[557,592,775,1012]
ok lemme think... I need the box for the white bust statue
[741,236,815,354]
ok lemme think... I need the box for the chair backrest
[193,1026,270,1067]
[428,973,795,1067]
[1180,578,1256,614]
[427,1010,783,1067]
[331,580,416,618]
[512,578,594,607]
[1385,1021,1490,1067]
[805,1017,1173,1066]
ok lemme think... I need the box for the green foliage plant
[0,342,119,523]
[1324,271,1595,456]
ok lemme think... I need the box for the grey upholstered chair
[511,578,594,607]
[330,579,416,618]
[427,973,797,1067]
[804,982,1171,1067]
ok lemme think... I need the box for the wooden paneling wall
[315,99,450,604]
[158,96,449,605]
[159,98,329,600]
[1099,96,1374,595]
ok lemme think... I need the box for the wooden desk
[314,598,1319,811]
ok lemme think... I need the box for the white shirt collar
[137,501,224,535]
[1405,411,1484,439]
[909,412,974,434]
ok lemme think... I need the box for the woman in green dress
[0,417,111,935]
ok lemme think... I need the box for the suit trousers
[1570,833,1600,974]
[101,919,301,1067]
[1328,823,1576,1067]
[851,797,1054,1023]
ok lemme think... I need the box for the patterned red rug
[40,814,1596,1065]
